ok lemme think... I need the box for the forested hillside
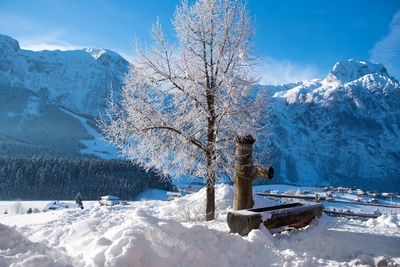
[0,157,173,200]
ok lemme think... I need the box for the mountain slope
[0,34,129,158]
[1,34,399,190]
[262,59,400,191]
[0,34,128,116]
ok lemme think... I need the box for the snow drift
[0,223,73,267]
[1,185,399,267]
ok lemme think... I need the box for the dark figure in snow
[27,208,32,214]
[75,193,84,209]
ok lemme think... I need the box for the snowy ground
[1,185,399,267]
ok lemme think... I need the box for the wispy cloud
[256,57,321,85]
[21,41,82,51]
[370,10,400,79]
[0,14,88,51]
[19,33,87,51]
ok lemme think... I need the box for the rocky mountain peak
[0,34,20,58]
[0,35,130,116]
[327,59,389,84]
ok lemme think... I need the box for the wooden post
[233,135,274,210]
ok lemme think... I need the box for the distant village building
[337,187,349,193]
[355,189,366,196]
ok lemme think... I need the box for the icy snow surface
[1,184,399,267]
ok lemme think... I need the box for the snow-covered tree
[101,0,267,220]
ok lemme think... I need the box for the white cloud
[21,42,82,51]
[370,10,400,79]
[256,57,321,85]
[17,32,133,62]
[19,33,87,51]
[0,15,83,51]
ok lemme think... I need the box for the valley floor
[0,185,399,267]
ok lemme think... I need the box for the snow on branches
[101,0,269,219]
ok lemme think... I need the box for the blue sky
[1,0,399,83]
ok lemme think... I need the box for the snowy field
[1,185,400,267]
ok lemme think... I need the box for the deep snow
[0,185,399,267]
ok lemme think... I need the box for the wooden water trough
[227,202,323,235]
[227,135,324,236]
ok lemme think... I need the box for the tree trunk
[205,123,216,220]
[205,91,216,221]
[205,164,215,221]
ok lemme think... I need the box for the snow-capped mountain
[0,34,128,116]
[262,59,400,191]
[0,34,128,157]
[1,34,398,190]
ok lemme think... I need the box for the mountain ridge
[0,34,129,116]
[0,34,128,158]
[1,34,399,190]
[260,59,400,191]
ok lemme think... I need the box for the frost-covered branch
[101,0,269,220]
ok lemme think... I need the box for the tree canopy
[102,0,268,220]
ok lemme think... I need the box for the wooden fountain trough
[227,135,323,236]
[227,202,323,236]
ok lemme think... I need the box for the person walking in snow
[75,192,84,209]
